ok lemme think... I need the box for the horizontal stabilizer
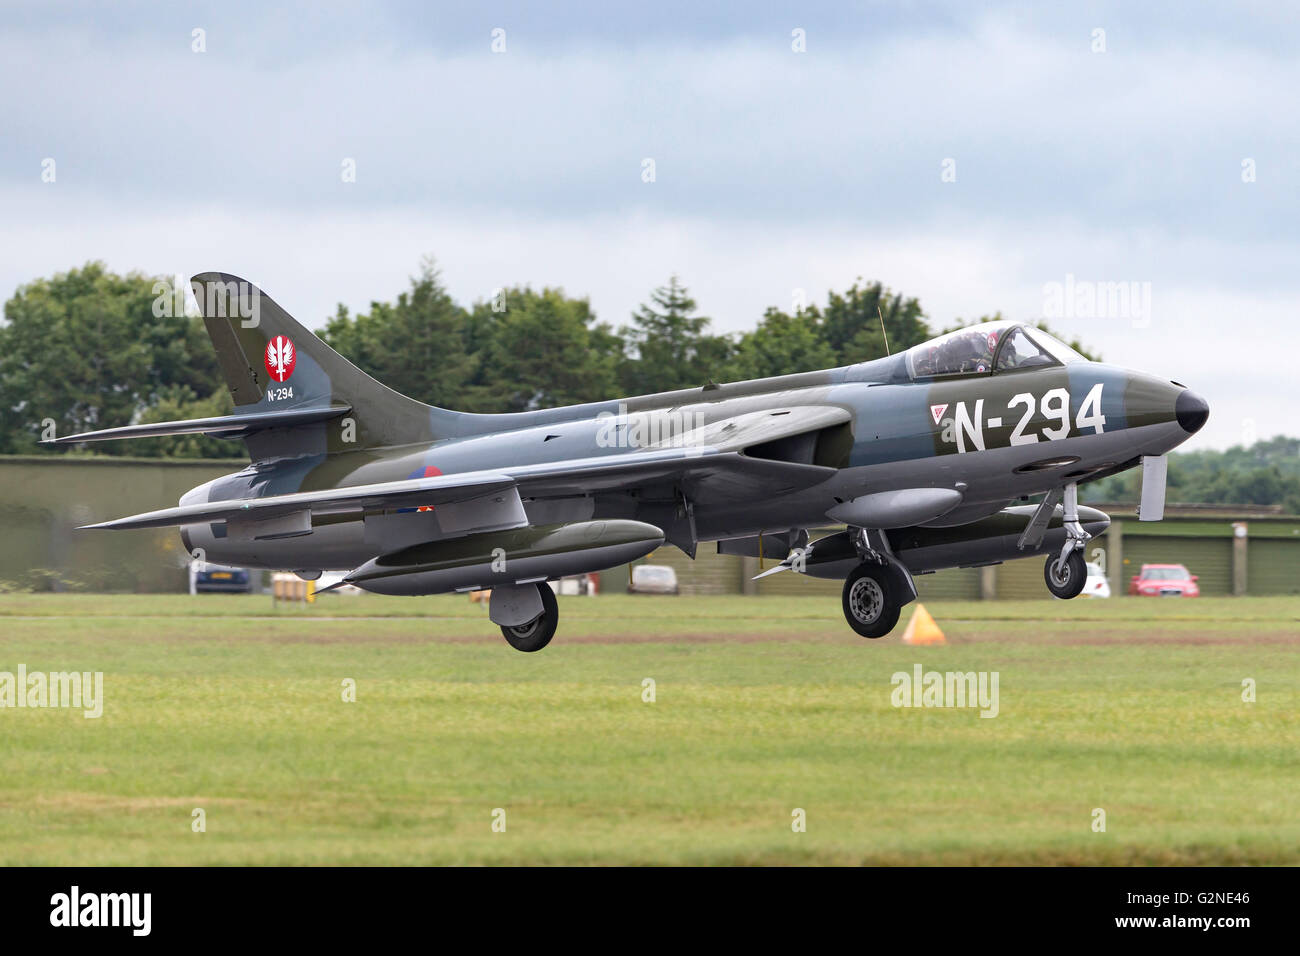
[44,405,352,445]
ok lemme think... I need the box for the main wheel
[842,563,901,639]
[500,583,559,652]
[1044,549,1087,599]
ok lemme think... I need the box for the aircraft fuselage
[179,356,1202,575]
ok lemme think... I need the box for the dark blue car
[192,564,256,594]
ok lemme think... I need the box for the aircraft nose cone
[1175,389,1209,434]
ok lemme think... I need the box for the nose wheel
[1044,549,1087,599]
[1045,482,1090,600]
[500,582,559,652]
[842,563,902,639]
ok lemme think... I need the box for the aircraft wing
[78,445,836,532]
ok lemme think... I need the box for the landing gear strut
[499,582,559,652]
[1044,482,1090,599]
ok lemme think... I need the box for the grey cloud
[1,1,1297,449]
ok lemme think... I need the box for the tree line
[1084,436,1300,514]
[0,258,945,457]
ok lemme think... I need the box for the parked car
[1082,561,1111,598]
[1128,563,1200,597]
[628,564,679,595]
[191,563,256,594]
[552,573,599,596]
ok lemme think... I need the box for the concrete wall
[0,455,246,592]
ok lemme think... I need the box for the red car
[1128,563,1200,597]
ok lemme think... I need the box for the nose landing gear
[1044,482,1090,600]
[1044,548,1087,599]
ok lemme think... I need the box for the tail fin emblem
[264,335,296,382]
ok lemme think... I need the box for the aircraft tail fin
[190,273,455,459]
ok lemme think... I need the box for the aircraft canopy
[905,320,1087,379]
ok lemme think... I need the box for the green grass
[1,593,1297,865]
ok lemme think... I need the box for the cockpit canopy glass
[905,321,1086,379]
[995,327,1054,371]
[906,320,1017,378]
[1023,325,1088,365]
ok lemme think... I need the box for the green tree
[320,303,379,374]
[1084,436,1300,511]
[466,286,619,412]
[119,385,236,459]
[320,258,474,408]
[724,307,838,380]
[820,280,929,365]
[0,262,221,454]
[619,277,732,394]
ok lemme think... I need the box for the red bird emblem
[264,335,296,382]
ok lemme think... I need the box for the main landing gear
[499,582,559,652]
[840,528,914,639]
[1043,482,1090,600]
[842,563,902,638]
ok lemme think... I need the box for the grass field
[1,592,1298,865]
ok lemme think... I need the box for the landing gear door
[1139,455,1167,522]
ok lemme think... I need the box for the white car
[1082,562,1111,598]
[629,564,679,595]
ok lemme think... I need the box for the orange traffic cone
[901,604,946,645]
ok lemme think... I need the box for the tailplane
[46,274,459,460]
[190,272,443,458]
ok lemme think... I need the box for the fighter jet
[49,274,1209,651]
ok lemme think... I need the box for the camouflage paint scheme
[57,274,1208,616]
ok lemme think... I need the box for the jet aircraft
[49,274,1209,650]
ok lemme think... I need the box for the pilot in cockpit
[938,327,998,374]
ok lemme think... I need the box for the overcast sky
[3,1,1298,450]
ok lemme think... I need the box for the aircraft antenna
[877,305,891,355]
